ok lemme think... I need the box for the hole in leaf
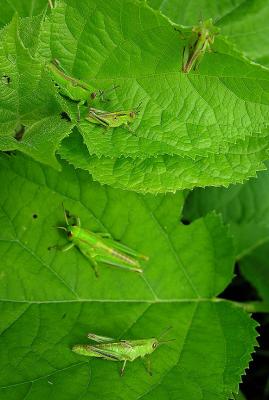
[14,125,26,141]
[2,74,11,85]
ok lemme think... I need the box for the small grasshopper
[85,103,142,131]
[47,60,117,106]
[72,328,174,376]
[179,18,220,73]
[50,205,148,277]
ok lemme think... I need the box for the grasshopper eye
[152,342,157,349]
[67,231,73,238]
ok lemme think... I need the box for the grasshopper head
[66,225,74,240]
[56,203,79,240]
[151,339,160,349]
[129,102,142,120]
[193,18,220,40]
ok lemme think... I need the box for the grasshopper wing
[88,345,122,361]
[103,238,148,260]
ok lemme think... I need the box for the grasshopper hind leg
[120,360,127,376]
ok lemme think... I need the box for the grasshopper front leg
[48,242,75,252]
[144,355,152,376]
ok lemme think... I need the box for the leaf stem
[234,300,269,313]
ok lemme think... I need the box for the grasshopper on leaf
[50,205,148,277]
[72,328,174,376]
[47,60,117,107]
[86,103,142,131]
[179,18,220,73]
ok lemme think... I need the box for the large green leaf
[59,130,268,193]
[183,162,269,258]
[0,153,257,399]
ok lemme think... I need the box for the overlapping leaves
[183,162,269,258]
[1,0,269,192]
[183,162,269,308]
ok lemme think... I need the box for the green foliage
[0,0,48,29]
[240,243,269,304]
[183,163,269,310]
[184,162,269,258]
[1,0,269,192]
[0,1,267,398]
[149,0,269,67]
[0,14,74,169]
[0,153,257,399]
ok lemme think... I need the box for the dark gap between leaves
[180,218,191,225]
[219,262,260,302]
[220,263,268,399]
[60,111,72,122]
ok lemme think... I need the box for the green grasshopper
[180,18,220,73]
[50,205,148,277]
[72,328,174,376]
[47,60,117,106]
[85,103,142,131]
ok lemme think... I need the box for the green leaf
[148,0,269,67]
[240,242,269,304]
[147,0,244,25]
[234,391,247,400]
[219,0,269,68]
[59,129,268,193]
[0,153,257,399]
[0,0,48,29]
[183,162,269,258]
[0,15,75,169]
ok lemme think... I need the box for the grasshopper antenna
[55,226,67,232]
[158,326,173,340]
[158,327,175,344]
[159,338,176,344]
[61,202,69,225]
